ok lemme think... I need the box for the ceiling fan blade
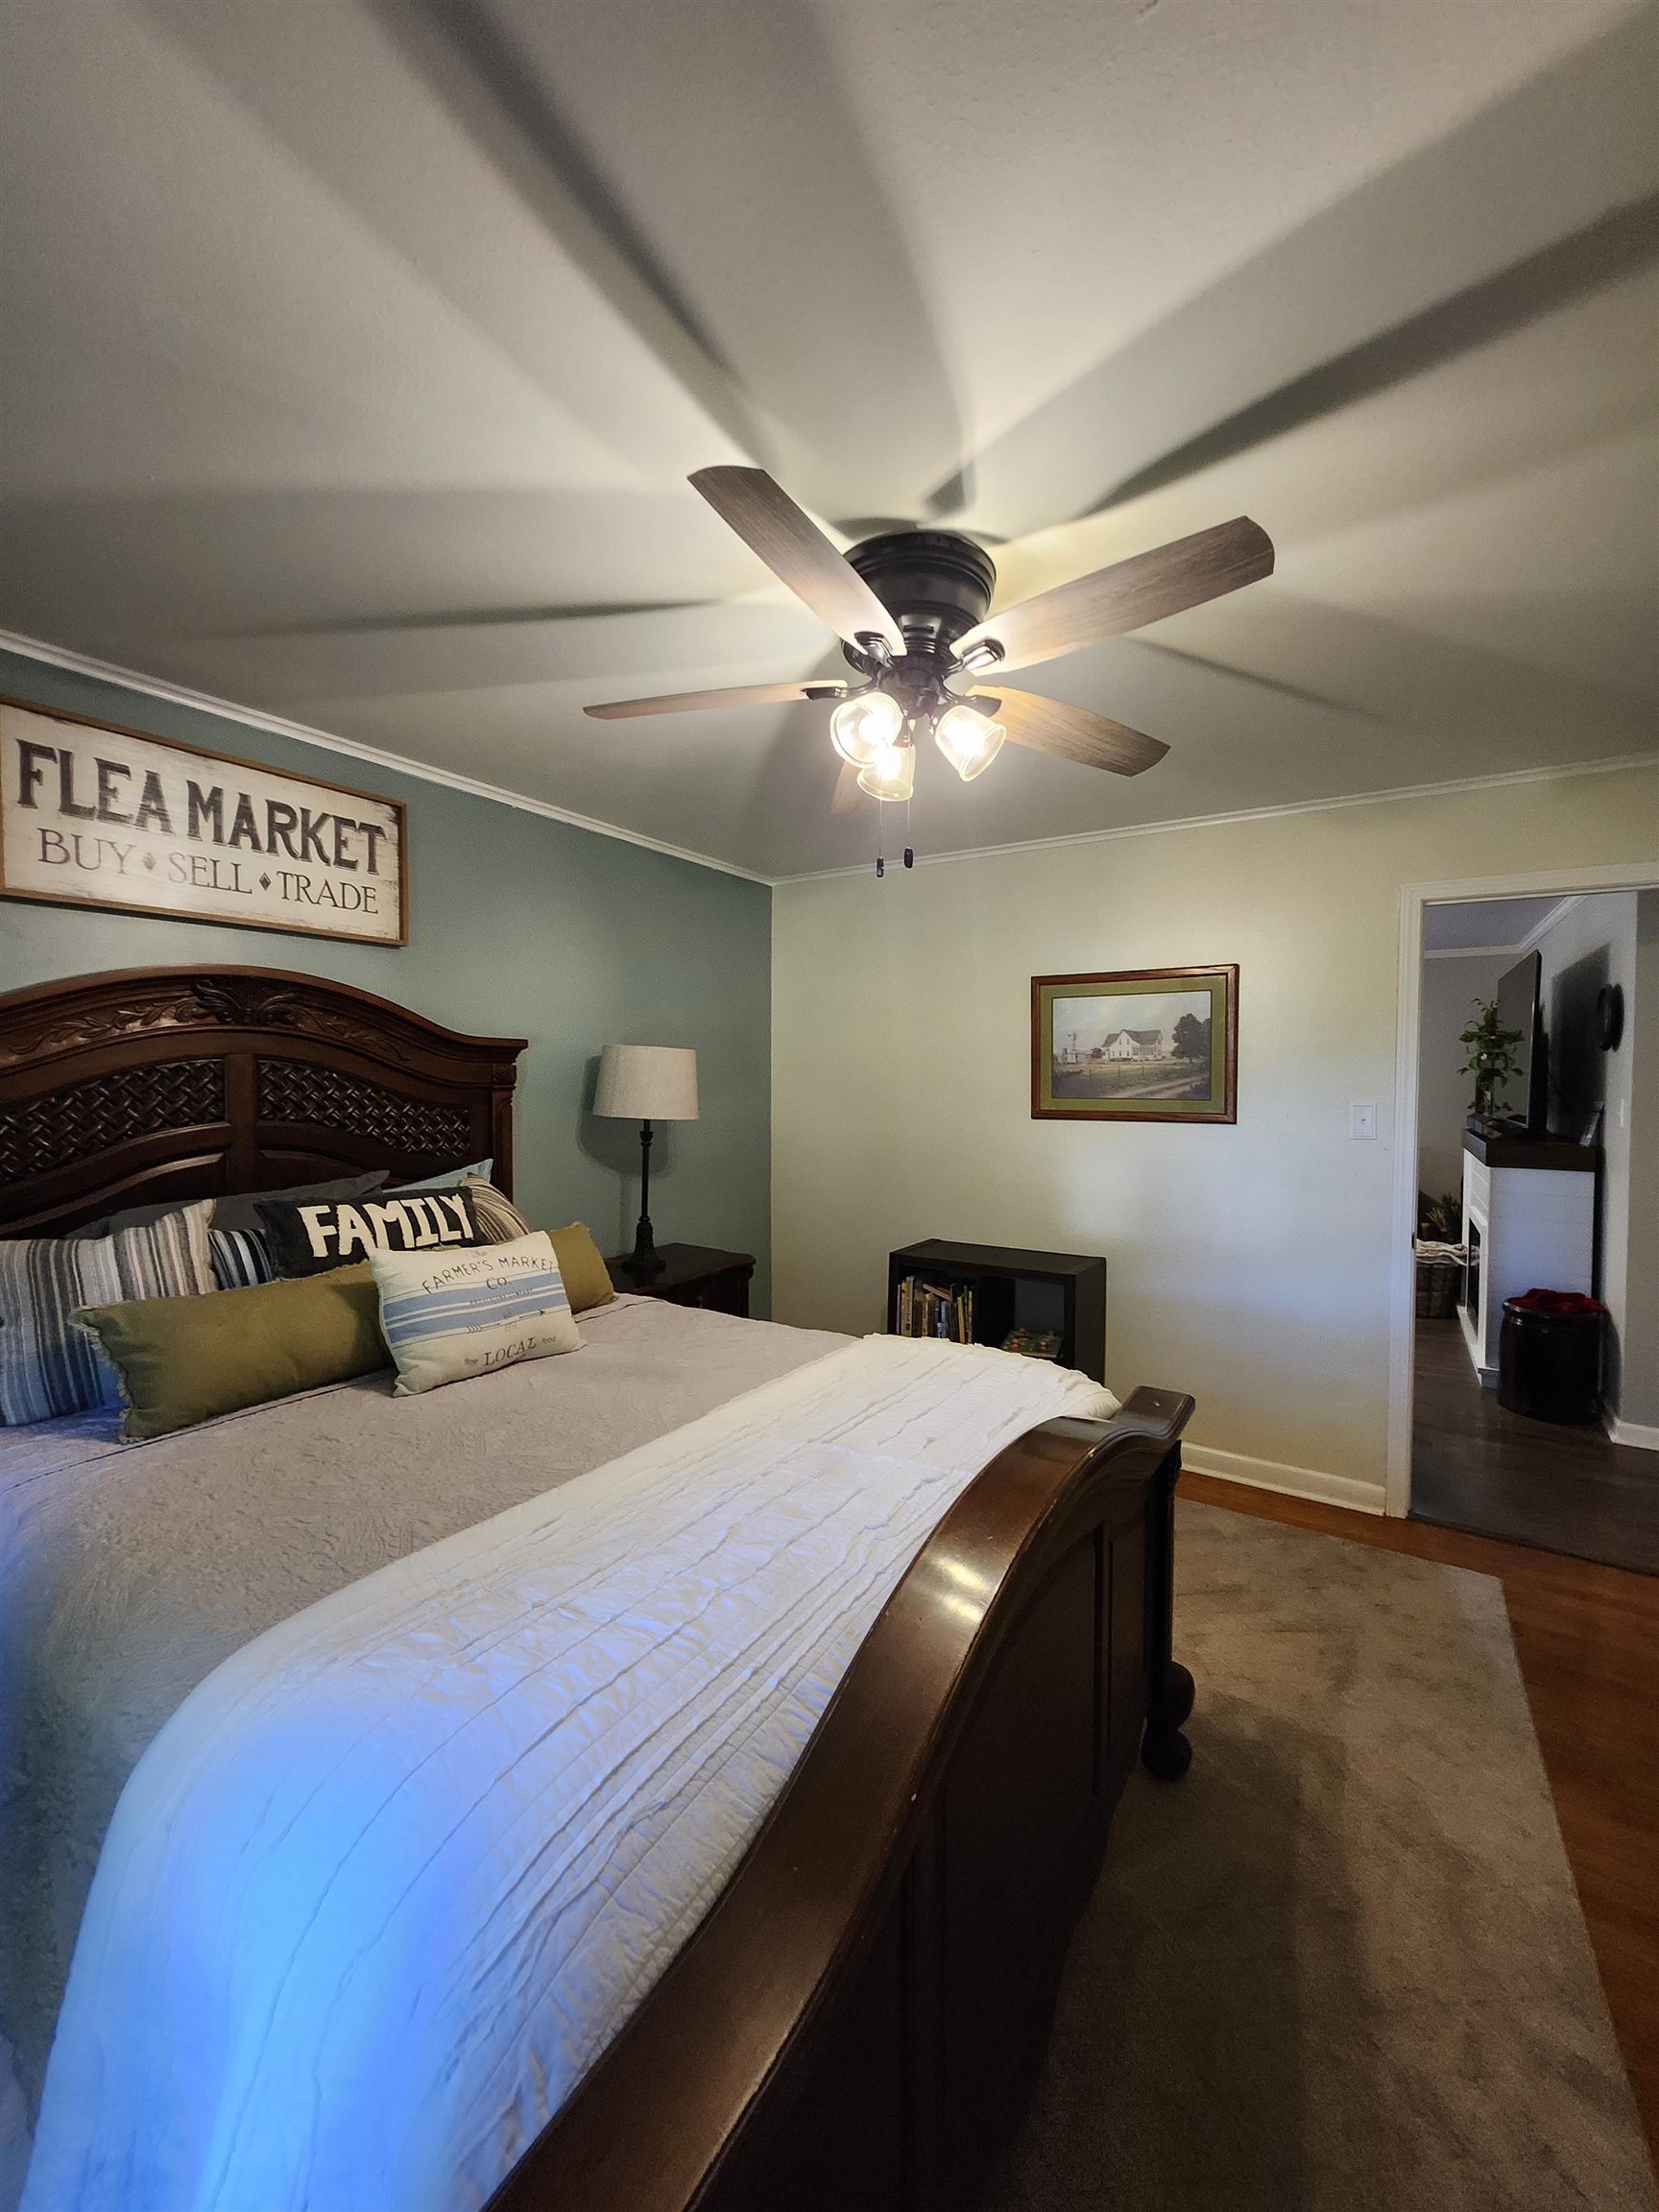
[830,759,865,815]
[586,679,848,720]
[972,687,1168,777]
[689,467,906,656]
[955,517,1273,673]
[592,672,849,716]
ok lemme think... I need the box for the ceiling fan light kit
[584,467,1275,871]
[830,688,904,765]
[933,700,1006,781]
[855,738,916,804]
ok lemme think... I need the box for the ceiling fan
[586,467,1274,810]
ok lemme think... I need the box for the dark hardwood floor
[1411,1315,1659,1574]
[1179,1468,1659,2171]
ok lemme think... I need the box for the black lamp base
[622,1118,666,1282]
[623,1225,666,1284]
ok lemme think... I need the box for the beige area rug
[987,1500,1656,2212]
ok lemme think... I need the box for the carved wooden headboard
[0,967,528,1235]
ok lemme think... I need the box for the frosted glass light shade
[594,1044,699,1121]
[934,703,1006,781]
[830,690,903,765]
[855,740,915,803]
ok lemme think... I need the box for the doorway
[1387,864,1659,1572]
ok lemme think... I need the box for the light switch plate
[1350,1101,1378,1141]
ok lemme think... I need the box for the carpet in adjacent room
[986,1500,1656,2211]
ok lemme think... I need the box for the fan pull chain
[872,794,913,878]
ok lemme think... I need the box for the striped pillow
[368,1231,580,1397]
[208,1226,277,1291]
[459,1175,533,1244]
[0,1200,216,1424]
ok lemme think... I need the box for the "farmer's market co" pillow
[368,1231,582,1396]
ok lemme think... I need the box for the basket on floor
[1414,1244,1464,1320]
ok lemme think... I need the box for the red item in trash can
[1507,1288,1607,1316]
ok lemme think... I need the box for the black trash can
[1498,1290,1606,1424]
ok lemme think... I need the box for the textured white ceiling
[1,0,1654,878]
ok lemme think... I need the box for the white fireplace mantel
[1458,1132,1597,1385]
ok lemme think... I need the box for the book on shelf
[897,1275,974,1345]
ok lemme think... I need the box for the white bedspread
[23,1334,1114,2212]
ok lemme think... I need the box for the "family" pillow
[256,1189,491,1278]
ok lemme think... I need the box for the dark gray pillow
[211,1171,390,1238]
[72,1196,204,1238]
[77,1171,390,1241]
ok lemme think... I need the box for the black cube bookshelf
[886,1238,1108,1382]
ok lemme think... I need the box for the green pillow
[546,1222,615,1314]
[75,1264,389,1441]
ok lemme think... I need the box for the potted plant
[1458,998,1524,1119]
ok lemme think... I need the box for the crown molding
[0,627,771,886]
[1421,894,1584,961]
[5,627,1652,895]
[781,751,1659,884]
[1518,894,1583,951]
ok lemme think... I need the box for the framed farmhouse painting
[0,697,407,946]
[1032,965,1238,1123]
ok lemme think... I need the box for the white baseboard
[1181,1442,1387,1517]
[1604,1410,1659,1452]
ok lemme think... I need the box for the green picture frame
[1032,965,1238,1123]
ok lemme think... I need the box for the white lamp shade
[594,1044,699,1122]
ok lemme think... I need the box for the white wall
[1416,951,1510,1206]
[1537,892,1637,1142]
[772,764,1658,1507]
[1530,890,1645,1423]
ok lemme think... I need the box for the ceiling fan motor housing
[844,531,997,665]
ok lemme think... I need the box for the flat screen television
[1491,950,1547,1131]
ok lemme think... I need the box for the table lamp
[594,1044,699,1282]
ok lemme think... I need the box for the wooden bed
[0,963,1195,2212]
[0,963,525,1232]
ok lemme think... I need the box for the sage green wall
[0,648,773,1309]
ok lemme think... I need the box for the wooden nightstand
[606,1243,755,1318]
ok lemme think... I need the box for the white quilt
[23,1335,1115,2212]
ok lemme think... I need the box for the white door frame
[1385,857,1659,1518]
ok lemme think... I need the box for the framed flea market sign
[0,699,407,947]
